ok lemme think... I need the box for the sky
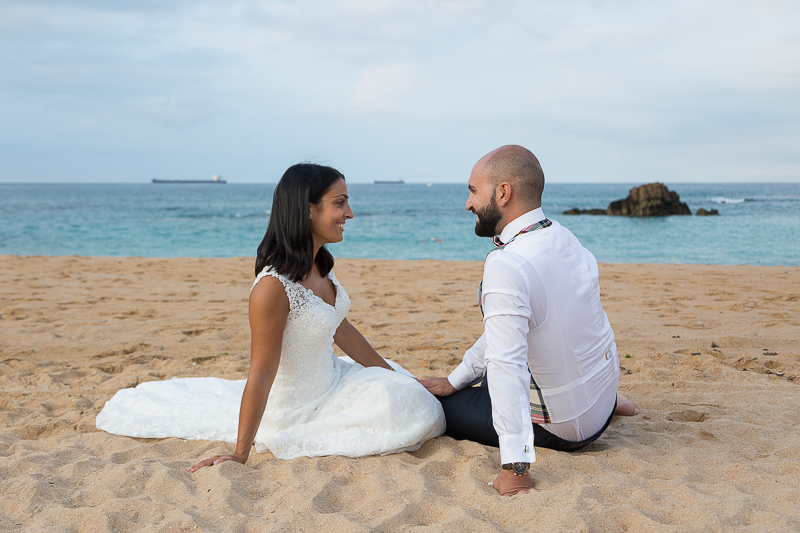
[1,0,799,184]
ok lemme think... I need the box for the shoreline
[4,253,800,268]
[1,256,799,531]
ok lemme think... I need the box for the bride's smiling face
[309,178,353,247]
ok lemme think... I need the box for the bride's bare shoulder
[249,274,289,315]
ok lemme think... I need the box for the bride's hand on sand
[418,377,456,397]
[188,453,246,473]
[492,470,539,497]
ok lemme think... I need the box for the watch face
[513,463,529,475]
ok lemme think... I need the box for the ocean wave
[710,196,745,204]
[172,212,269,220]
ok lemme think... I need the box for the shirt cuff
[498,433,536,465]
[447,363,481,391]
[447,363,475,390]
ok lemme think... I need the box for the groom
[421,145,634,496]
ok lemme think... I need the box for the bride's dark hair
[255,163,344,281]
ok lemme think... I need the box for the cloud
[1,0,799,182]
[137,96,216,128]
[349,63,416,111]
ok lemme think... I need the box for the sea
[1,182,799,266]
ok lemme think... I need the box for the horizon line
[2,180,800,186]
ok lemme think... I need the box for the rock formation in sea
[606,182,691,216]
[562,182,692,217]
[696,208,720,216]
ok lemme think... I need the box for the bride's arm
[189,277,289,472]
[333,318,393,370]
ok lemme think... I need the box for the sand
[1,255,799,532]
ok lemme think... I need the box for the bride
[96,163,446,468]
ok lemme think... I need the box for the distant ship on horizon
[152,174,227,184]
[373,179,404,184]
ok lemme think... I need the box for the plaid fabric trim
[478,280,484,317]
[478,218,551,317]
[478,218,555,422]
[529,374,551,424]
[491,218,552,249]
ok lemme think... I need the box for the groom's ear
[496,182,513,207]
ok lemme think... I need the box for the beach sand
[1,255,799,532]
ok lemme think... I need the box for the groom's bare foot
[615,397,636,416]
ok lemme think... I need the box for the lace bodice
[251,267,351,431]
[252,267,350,324]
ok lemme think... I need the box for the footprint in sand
[311,479,352,514]
[667,410,708,423]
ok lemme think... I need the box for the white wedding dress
[96,268,446,459]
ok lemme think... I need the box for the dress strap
[251,267,288,295]
[251,267,310,313]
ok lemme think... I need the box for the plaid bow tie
[479,218,552,317]
[491,219,551,251]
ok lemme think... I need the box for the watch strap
[501,462,530,476]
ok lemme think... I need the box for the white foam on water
[710,196,745,204]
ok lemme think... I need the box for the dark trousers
[436,378,615,452]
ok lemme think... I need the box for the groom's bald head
[482,145,545,209]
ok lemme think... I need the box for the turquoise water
[1,182,799,265]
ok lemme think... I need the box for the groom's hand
[418,377,457,397]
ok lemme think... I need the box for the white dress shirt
[448,208,619,465]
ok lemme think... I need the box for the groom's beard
[473,195,502,238]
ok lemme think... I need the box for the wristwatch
[501,462,530,476]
